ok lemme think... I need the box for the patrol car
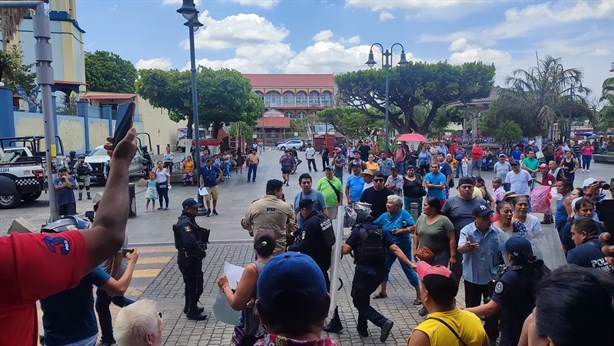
[0,136,66,209]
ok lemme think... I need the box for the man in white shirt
[505,160,532,197]
[305,143,318,172]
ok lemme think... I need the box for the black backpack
[354,223,385,265]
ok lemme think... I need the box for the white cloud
[224,0,279,9]
[313,30,334,42]
[448,38,468,52]
[184,43,294,73]
[449,48,512,67]
[346,0,465,10]
[184,11,289,50]
[136,57,172,70]
[341,35,361,45]
[379,11,394,21]
[109,4,117,11]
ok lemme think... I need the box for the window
[297,111,306,119]
[296,92,307,104]
[308,91,320,106]
[266,91,281,107]
[321,91,332,106]
[284,111,295,119]
[282,92,295,105]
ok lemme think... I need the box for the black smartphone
[122,248,135,257]
[112,102,135,148]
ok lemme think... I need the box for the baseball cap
[416,261,453,280]
[500,236,533,257]
[510,160,519,166]
[41,216,91,233]
[539,163,547,169]
[498,153,506,158]
[362,169,373,176]
[472,204,493,217]
[351,163,362,169]
[390,166,398,171]
[298,198,314,209]
[583,178,597,187]
[324,165,334,170]
[182,198,202,209]
[458,176,475,186]
[257,252,328,313]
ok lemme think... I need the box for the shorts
[58,203,76,217]
[327,204,339,220]
[471,159,482,168]
[205,186,219,201]
[281,167,292,174]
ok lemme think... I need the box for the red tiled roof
[243,74,335,88]
[82,93,136,100]
[54,80,86,85]
[257,117,291,128]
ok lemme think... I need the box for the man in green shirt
[316,165,343,221]
[521,150,540,179]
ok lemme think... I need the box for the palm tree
[0,2,29,51]
[503,55,591,137]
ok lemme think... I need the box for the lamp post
[177,1,205,214]
[567,83,583,143]
[366,43,409,153]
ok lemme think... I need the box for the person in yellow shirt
[407,262,489,346]
[365,154,380,172]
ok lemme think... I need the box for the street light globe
[177,0,197,21]
[365,50,376,68]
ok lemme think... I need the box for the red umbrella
[397,133,428,142]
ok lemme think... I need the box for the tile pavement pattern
[140,242,469,346]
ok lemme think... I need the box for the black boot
[87,192,91,200]
[183,295,204,314]
[186,310,208,321]
[78,192,82,201]
[323,308,343,333]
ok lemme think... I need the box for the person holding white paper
[218,230,275,346]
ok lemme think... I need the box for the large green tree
[136,67,262,138]
[599,77,614,129]
[0,44,35,93]
[316,107,369,140]
[493,120,523,148]
[85,50,137,93]
[335,61,495,134]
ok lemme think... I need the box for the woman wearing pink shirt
[580,142,594,173]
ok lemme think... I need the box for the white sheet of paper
[198,188,208,196]
[211,262,245,325]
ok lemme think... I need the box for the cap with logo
[182,198,202,209]
[472,204,493,217]
[499,236,533,258]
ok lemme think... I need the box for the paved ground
[3,148,613,345]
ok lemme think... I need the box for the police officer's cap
[298,199,314,209]
[182,198,202,209]
[501,236,533,258]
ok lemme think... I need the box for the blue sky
[77,0,613,102]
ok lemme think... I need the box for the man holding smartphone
[54,167,77,217]
[0,129,138,344]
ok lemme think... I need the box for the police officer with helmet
[465,236,550,346]
[340,210,416,342]
[173,198,210,320]
[288,199,342,333]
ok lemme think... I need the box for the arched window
[284,111,295,119]
[297,111,306,119]
[308,91,320,106]
[320,91,332,106]
[296,92,307,105]
[282,91,295,105]
[265,91,281,107]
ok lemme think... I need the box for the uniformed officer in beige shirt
[241,179,296,255]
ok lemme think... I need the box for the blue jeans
[395,161,406,175]
[247,163,257,182]
[384,235,419,287]
[404,197,423,215]
[223,161,231,177]
[455,162,463,177]
[582,155,591,170]
[96,288,135,343]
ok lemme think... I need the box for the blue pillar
[102,105,112,136]
[0,87,15,137]
[77,100,89,152]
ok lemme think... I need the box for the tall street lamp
[366,43,409,152]
[177,0,206,214]
[568,83,583,143]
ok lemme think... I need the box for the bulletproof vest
[172,223,182,250]
[315,212,335,248]
[354,223,385,265]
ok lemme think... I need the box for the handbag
[415,245,436,264]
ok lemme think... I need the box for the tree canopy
[0,44,36,93]
[316,107,369,140]
[136,67,263,138]
[598,77,614,130]
[85,50,137,93]
[335,61,495,135]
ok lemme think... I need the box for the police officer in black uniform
[465,236,550,346]
[173,198,210,320]
[288,199,342,332]
[340,210,415,342]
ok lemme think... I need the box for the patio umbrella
[397,133,428,142]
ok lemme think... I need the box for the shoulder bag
[426,316,467,346]
[326,179,342,201]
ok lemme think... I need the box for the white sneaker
[586,170,590,173]
[581,169,585,173]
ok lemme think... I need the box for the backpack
[354,223,385,265]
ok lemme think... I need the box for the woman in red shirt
[580,141,594,173]
[470,142,483,177]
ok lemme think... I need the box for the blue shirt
[346,174,364,202]
[511,150,522,161]
[458,223,503,285]
[41,267,111,345]
[418,152,431,166]
[374,209,416,241]
[439,161,452,177]
[53,177,76,206]
[424,172,446,199]
[554,194,569,228]
[200,164,220,187]
[566,238,611,272]
[377,158,394,176]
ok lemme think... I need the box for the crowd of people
[1,134,613,346]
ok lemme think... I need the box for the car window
[88,148,108,157]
